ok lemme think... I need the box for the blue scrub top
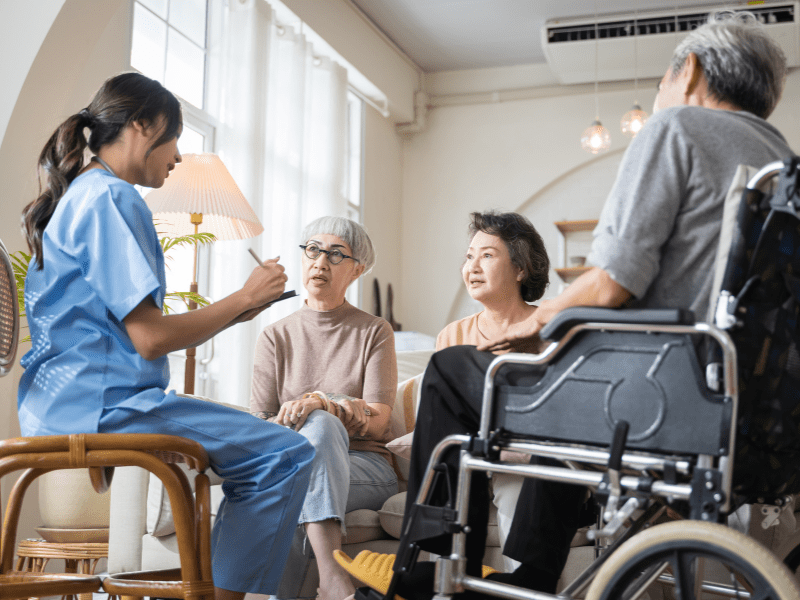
[18,169,174,436]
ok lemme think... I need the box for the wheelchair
[364,157,800,600]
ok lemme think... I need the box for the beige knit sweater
[251,301,397,457]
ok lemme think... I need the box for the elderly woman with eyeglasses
[250,216,398,600]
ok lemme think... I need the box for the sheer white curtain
[202,0,349,406]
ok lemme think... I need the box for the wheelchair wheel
[586,521,800,600]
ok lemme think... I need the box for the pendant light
[620,6,649,137]
[581,1,611,154]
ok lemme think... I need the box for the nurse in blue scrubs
[18,72,314,600]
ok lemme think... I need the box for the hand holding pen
[248,249,297,304]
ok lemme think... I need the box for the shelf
[554,220,598,235]
[555,266,592,282]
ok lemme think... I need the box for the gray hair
[670,11,786,119]
[301,216,376,274]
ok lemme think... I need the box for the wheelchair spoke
[620,560,671,600]
[673,550,699,600]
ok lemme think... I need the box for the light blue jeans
[276,410,398,599]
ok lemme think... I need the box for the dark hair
[468,211,550,302]
[22,72,182,269]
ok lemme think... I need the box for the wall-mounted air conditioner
[542,2,799,84]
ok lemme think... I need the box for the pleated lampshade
[145,153,263,240]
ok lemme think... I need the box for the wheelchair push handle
[609,420,630,472]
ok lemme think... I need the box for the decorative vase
[37,469,111,542]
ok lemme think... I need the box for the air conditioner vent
[542,2,799,84]
[547,4,795,43]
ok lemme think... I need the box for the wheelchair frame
[417,321,737,600]
[386,160,800,600]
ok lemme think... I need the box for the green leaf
[163,291,212,314]
[160,232,217,255]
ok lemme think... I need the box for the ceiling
[350,0,735,72]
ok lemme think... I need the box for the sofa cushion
[378,492,500,546]
[342,509,389,544]
[386,431,413,461]
[396,350,435,383]
[387,373,425,485]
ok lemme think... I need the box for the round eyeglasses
[299,244,360,265]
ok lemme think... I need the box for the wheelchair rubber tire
[585,520,800,600]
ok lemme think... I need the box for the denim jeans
[275,409,398,599]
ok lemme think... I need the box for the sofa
[106,348,602,597]
[107,350,498,595]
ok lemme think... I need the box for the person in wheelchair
[342,11,794,599]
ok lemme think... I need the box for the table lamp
[145,153,263,394]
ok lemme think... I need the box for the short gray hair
[301,216,376,273]
[670,11,786,119]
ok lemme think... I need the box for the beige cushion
[396,350,435,383]
[342,509,389,544]
[387,431,414,460]
[386,373,425,484]
[378,492,499,546]
[377,491,407,539]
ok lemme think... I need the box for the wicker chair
[0,238,215,600]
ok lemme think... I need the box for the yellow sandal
[334,550,498,600]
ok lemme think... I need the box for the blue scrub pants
[98,393,314,594]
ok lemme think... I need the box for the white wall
[362,104,405,320]
[0,0,130,546]
[398,71,800,336]
[0,0,66,150]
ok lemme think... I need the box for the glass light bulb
[621,104,649,138]
[581,120,611,154]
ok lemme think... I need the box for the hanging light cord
[633,5,639,105]
[593,0,600,120]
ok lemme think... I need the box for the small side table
[15,539,108,600]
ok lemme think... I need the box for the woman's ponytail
[22,111,93,269]
[21,72,181,270]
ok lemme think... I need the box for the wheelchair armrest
[540,307,696,341]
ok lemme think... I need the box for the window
[345,91,364,306]
[131,0,216,314]
[131,0,208,109]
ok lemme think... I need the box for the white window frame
[130,0,211,111]
[345,90,365,307]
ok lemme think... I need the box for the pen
[248,248,265,267]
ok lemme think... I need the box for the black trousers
[402,346,587,580]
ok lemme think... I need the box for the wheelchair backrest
[713,156,800,499]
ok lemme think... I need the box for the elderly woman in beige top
[436,210,550,572]
[251,216,397,600]
[437,211,550,353]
